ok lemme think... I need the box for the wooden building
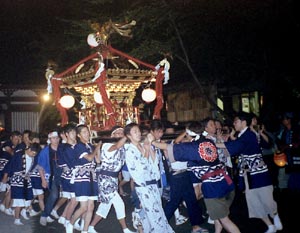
[0,84,46,133]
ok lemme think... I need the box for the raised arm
[147,133,168,150]
[107,136,127,152]
[83,142,102,161]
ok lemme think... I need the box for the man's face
[78,127,90,143]
[49,136,60,145]
[111,128,124,138]
[66,130,77,144]
[151,129,164,140]
[23,133,31,145]
[205,120,216,135]
[233,117,243,132]
[27,148,37,157]
[128,126,141,143]
[11,135,21,146]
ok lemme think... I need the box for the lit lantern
[87,33,99,47]
[273,152,287,167]
[142,88,156,103]
[93,91,103,104]
[60,95,75,109]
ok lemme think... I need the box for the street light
[42,93,50,102]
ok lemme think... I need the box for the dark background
[1,0,300,119]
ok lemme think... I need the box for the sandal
[191,228,209,233]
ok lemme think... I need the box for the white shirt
[171,161,187,170]
[25,154,33,173]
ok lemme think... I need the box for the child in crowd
[9,143,41,225]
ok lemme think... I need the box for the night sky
[1,1,66,85]
[1,0,299,89]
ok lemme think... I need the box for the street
[0,184,298,233]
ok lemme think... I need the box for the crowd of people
[0,111,299,233]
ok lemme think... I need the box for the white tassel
[155,58,170,84]
[92,62,105,82]
[47,78,52,94]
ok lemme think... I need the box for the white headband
[48,131,59,138]
[186,129,200,141]
[111,128,124,137]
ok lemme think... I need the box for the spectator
[275,112,300,192]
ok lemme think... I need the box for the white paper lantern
[142,88,156,103]
[93,91,103,104]
[60,95,75,109]
[87,33,99,47]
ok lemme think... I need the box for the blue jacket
[173,139,235,199]
[37,144,63,183]
[225,128,272,190]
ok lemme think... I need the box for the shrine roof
[53,47,157,96]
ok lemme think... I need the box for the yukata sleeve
[168,141,202,162]
[75,143,88,162]
[37,146,49,171]
[224,138,245,156]
[3,156,14,176]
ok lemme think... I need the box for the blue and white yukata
[167,138,235,220]
[72,142,97,201]
[9,151,34,208]
[125,143,174,233]
[30,153,44,196]
[95,143,126,219]
[0,141,14,180]
[224,127,278,219]
[0,140,15,191]
[58,143,76,198]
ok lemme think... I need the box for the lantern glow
[43,93,50,102]
[60,95,75,109]
[87,33,99,47]
[273,152,287,167]
[142,88,156,103]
